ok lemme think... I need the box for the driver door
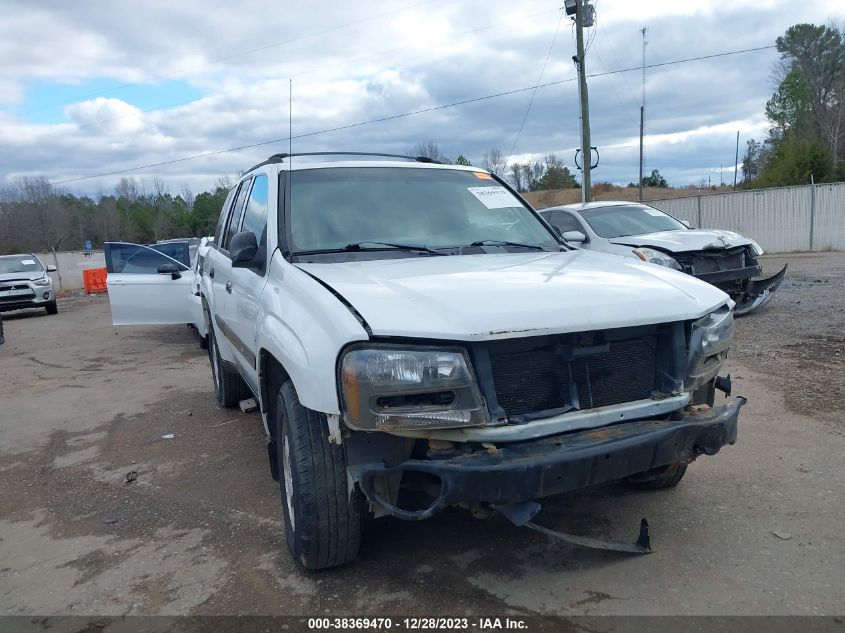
[104,242,196,325]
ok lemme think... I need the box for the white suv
[0,254,58,315]
[115,152,745,569]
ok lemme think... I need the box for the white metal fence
[648,182,845,253]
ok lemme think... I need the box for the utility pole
[638,27,647,202]
[733,130,740,190]
[574,0,592,203]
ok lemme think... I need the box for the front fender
[257,256,369,417]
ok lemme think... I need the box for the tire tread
[279,381,361,569]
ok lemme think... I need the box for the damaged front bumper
[696,264,788,316]
[358,397,745,520]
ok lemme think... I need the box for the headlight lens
[633,248,683,271]
[33,276,52,286]
[340,345,487,432]
[748,239,764,256]
[685,305,734,390]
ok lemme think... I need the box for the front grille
[489,336,658,418]
[0,283,32,292]
[0,283,35,302]
[676,248,745,274]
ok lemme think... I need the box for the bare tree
[115,177,140,202]
[481,148,507,177]
[180,184,195,214]
[410,141,445,162]
[150,177,170,241]
[509,163,525,191]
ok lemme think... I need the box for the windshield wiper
[294,241,445,256]
[467,240,546,251]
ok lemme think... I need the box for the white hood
[0,270,45,283]
[297,251,729,341]
[608,229,753,253]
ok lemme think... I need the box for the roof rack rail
[245,151,441,173]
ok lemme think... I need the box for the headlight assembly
[685,305,734,390]
[33,276,52,287]
[633,247,683,271]
[339,345,487,432]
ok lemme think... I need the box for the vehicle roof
[545,200,652,212]
[245,158,489,176]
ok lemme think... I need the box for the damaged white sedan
[540,201,787,315]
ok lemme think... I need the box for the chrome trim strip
[387,394,691,443]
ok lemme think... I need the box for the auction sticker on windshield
[467,186,520,209]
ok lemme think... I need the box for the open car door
[104,242,196,326]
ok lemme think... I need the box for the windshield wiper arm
[293,242,445,256]
[467,240,546,251]
[345,241,445,255]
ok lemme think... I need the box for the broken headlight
[633,247,683,271]
[685,305,734,390]
[748,239,764,256]
[339,345,487,432]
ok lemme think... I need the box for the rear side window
[214,187,238,245]
[223,178,253,249]
[105,243,190,273]
[241,175,268,239]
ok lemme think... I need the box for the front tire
[274,380,362,570]
[45,300,58,315]
[207,326,249,407]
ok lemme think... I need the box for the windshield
[580,205,687,238]
[0,255,44,275]
[288,167,557,253]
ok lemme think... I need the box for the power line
[506,8,566,162]
[592,45,639,126]
[47,82,579,187]
[19,0,441,117]
[31,43,778,188]
[48,7,561,138]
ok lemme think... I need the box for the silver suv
[197,152,742,570]
[0,254,58,315]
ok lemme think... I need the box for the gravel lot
[1,252,844,619]
[733,253,845,423]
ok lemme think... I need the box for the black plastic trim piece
[358,397,745,520]
[214,314,257,369]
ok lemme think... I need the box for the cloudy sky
[1,0,842,196]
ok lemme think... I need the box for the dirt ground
[1,253,844,618]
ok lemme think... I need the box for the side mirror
[681,220,693,229]
[562,230,587,243]
[46,264,57,272]
[230,231,259,267]
[157,263,182,280]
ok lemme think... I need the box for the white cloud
[1,0,844,192]
[65,98,146,135]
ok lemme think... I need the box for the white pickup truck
[109,152,744,569]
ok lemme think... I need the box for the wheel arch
[259,349,291,441]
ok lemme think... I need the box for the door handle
[209,267,215,279]
[225,281,232,294]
